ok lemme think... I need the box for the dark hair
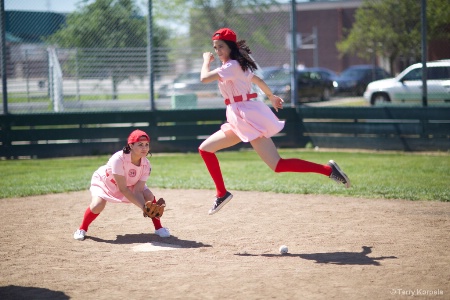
[122,144,152,157]
[223,39,258,72]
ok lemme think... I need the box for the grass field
[1,149,449,201]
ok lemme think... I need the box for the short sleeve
[217,61,238,80]
[110,153,125,176]
[140,158,151,182]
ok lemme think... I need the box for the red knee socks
[79,207,100,231]
[150,198,163,230]
[199,148,227,197]
[80,199,164,232]
[275,158,332,176]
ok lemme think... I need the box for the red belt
[224,93,258,105]
[106,170,116,185]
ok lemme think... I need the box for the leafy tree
[152,0,281,49]
[46,0,169,98]
[337,0,450,73]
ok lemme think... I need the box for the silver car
[364,60,450,106]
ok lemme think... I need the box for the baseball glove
[143,198,166,218]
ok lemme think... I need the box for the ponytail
[224,40,258,72]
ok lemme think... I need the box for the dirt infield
[1,189,449,300]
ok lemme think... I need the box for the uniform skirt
[221,100,285,142]
[90,167,149,203]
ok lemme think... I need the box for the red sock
[152,218,163,230]
[199,148,227,197]
[79,207,100,231]
[150,198,163,230]
[275,158,332,176]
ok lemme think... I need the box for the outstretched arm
[251,75,284,112]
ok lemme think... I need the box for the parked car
[364,60,450,106]
[334,65,391,96]
[259,66,286,80]
[263,68,335,103]
[158,71,218,98]
[306,67,339,82]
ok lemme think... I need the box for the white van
[364,60,450,106]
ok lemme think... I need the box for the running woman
[73,129,170,240]
[199,28,350,215]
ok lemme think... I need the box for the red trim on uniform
[224,93,258,105]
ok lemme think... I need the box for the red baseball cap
[212,28,237,43]
[127,129,150,144]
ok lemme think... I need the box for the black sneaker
[208,191,233,215]
[328,160,351,188]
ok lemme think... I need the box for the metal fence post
[75,48,80,102]
[147,0,155,111]
[0,0,8,114]
[421,0,427,107]
[290,0,297,108]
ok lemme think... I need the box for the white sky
[5,0,87,13]
[5,0,294,13]
[4,0,148,13]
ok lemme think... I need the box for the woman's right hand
[203,52,214,63]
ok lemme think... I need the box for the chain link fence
[1,0,449,114]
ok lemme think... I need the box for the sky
[5,0,148,13]
[5,0,295,13]
[5,0,90,13]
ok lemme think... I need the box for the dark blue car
[262,67,335,103]
[335,65,391,96]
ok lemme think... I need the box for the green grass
[1,149,449,201]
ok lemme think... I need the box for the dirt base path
[1,189,449,299]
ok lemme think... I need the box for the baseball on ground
[279,245,288,254]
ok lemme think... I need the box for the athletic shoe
[73,229,86,241]
[328,160,351,188]
[155,227,171,238]
[208,191,233,215]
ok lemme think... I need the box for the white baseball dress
[216,60,285,142]
[90,150,151,203]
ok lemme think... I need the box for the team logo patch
[129,169,137,177]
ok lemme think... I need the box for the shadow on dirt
[0,285,69,300]
[87,233,212,249]
[235,246,397,266]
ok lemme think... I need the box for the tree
[153,0,281,47]
[336,0,450,73]
[46,0,169,98]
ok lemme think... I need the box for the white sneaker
[155,227,170,238]
[73,229,86,241]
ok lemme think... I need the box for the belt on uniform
[224,93,258,105]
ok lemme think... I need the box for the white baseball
[279,245,288,254]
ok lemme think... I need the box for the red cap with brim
[127,129,150,144]
[212,28,237,43]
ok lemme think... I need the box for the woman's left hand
[269,95,284,112]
